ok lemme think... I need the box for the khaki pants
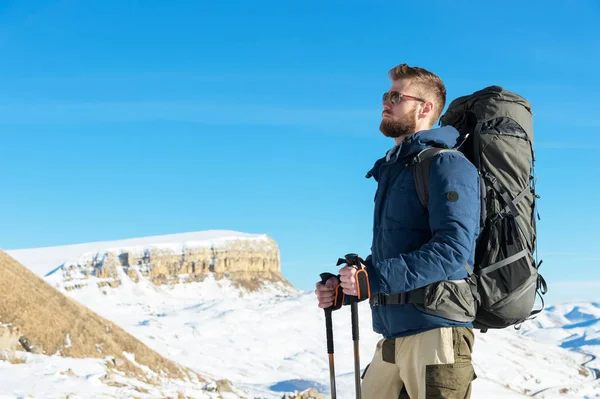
[361,327,476,399]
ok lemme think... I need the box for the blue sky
[0,0,598,305]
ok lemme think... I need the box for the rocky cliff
[12,231,291,292]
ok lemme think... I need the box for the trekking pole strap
[355,268,371,301]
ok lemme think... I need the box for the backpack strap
[369,289,426,306]
[409,147,473,277]
[410,147,459,209]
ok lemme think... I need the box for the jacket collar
[366,126,460,181]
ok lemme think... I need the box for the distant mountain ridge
[519,301,600,354]
[7,230,293,292]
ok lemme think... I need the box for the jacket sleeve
[374,152,480,294]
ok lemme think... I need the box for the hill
[0,250,243,398]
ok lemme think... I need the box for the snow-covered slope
[4,273,593,398]
[59,278,599,398]
[519,302,600,352]
[3,231,599,398]
[516,301,600,397]
[0,352,239,399]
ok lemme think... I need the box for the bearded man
[315,63,481,399]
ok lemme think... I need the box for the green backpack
[412,86,548,332]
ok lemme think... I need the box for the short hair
[388,63,447,125]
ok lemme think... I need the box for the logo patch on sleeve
[447,191,459,202]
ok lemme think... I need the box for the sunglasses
[382,91,426,105]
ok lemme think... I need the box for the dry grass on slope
[0,250,202,384]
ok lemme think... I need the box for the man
[315,63,480,398]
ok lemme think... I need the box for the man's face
[379,79,422,139]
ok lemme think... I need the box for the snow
[59,281,598,398]
[519,301,600,386]
[3,231,600,398]
[0,351,219,399]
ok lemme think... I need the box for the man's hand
[339,265,358,296]
[315,276,340,309]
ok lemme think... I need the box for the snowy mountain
[516,302,600,397]
[8,230,290,293]
[519,302,600,352]
[3,231,600,398]
[7,230,273,279]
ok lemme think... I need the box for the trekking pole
[336,254,370,399]
[319,272,344,399]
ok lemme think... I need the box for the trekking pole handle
[320,273,337,355]
[319,272,344,311]
[336,254,371,302]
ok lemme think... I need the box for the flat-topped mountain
[7,230,293,292]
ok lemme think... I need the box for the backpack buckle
[370,293,386,306]
[484,172,497,185]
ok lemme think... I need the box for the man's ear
[419,101,434,120]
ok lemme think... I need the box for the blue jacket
[364,126,480,338]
